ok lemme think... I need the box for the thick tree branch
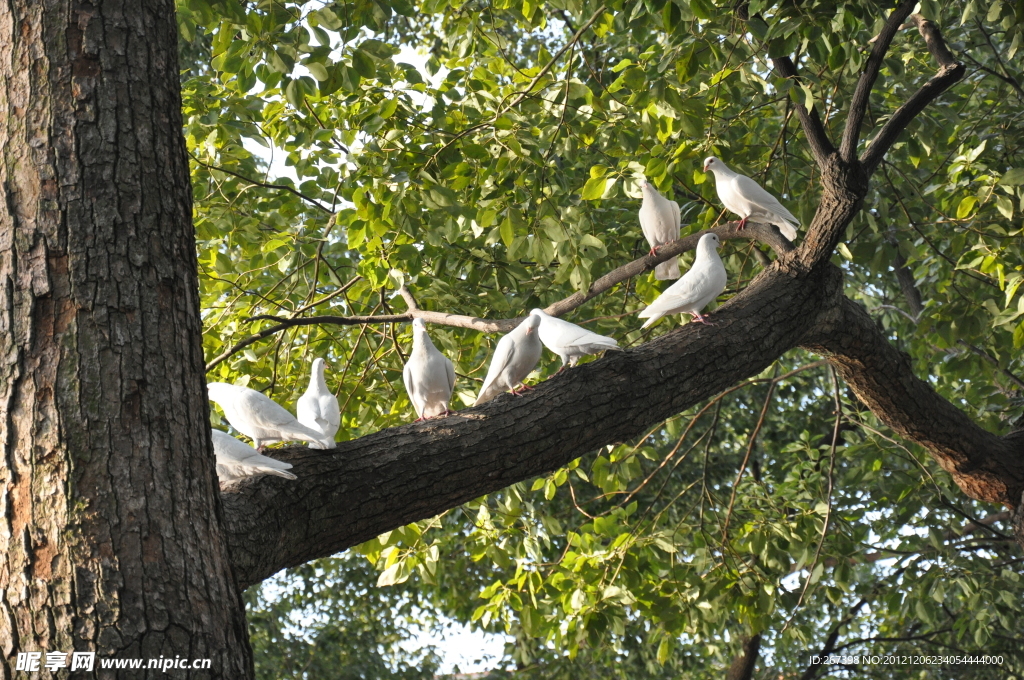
[840,0,919,161]
[222,262,841,587]
[725,634,762,680]
[860,15,966,174]
[802,296,1024,507]
[770,56,836,167]
[220,259,1024,585]
[205,221,792,371]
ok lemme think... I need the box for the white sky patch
[401,619,512,675]
[240,41,446,185]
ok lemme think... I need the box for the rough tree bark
[0,1,249,676]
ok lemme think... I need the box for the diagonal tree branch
[204,221,793,371]
[801,296,1024,506]
[770,56,836,167]
[220,257,1024,586]
[860,14,966,174]
[222,261,840,587]
[840,0,920,161]
[725,634,762,680]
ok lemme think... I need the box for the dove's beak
[703,161,709,172]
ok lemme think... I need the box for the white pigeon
[703,157,799,241]
[297,358,341,446]
[638,232,728,328]
[474,314,544,405]
[638,180,682,280]
[211,429,297,487]
[530,308,619,371]
[403,318,456,420]
[207,382,331,450]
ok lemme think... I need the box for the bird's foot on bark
[648,245,660,257]
[737,217,747,230]
[690,312,715,326]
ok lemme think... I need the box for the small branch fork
[859,14,966,174]
[755,2,963,179]
[840,0,920,161]
[770,56,836,167]
[204,220,793,371]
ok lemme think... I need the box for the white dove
[403,318,456,420]
[474,314,543,405]
[703,157,799,241]
[207,382,331,450]
[297,358,341,446]
[638,232,728,328]
[638,180,682,280]
[530,308,619,372]
[211,429,297,487]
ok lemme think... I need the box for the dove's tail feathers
[284,425,333,449]
[474,379,504,406]
[258,466,298,480]
[655,257,681,280]
[640,313,662,330]
[473,388,498,406]
[775,220,798,241]
[577,338,619,353]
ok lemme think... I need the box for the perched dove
[297,358,341,446]
[638,180,682,280]
[638,232,728,328]
[474,314,543,405]
[207,382,331,450]
[403,318,456,420]
[530,308,619,371]
[211,429,297,487]
[703,157,799,241]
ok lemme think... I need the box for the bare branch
[860,15,966,174]
[770,56,836,166]
[189,154,333,213]
[886,230,924,319]
[840,0,919,160]
[956,341,1024,391]
[205,221,793,371]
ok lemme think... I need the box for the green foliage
[246,553,442,679]
[178,0,1024,676]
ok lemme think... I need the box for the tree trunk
[0,2,250,676]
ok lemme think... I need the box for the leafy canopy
[178,0,1024,675]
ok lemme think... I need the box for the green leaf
[500,217,514,248]
[999,168,1024,185]
[376,562,405,587]
[305,61,329,82]
[956,195,978,219]
[352,49,376,78]
[379,98,399,119]
[581,176,609,201]
[995,194,1014,218]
